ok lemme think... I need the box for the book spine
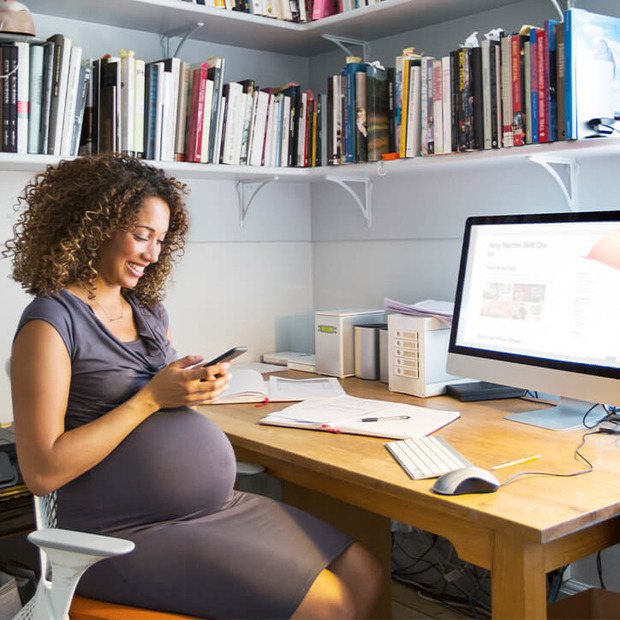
[511,35,524,147]
[354,70,367,162]
[119,54,136,156]
[471,45,483,150]
[144,62,159,160]
[555,21,565,141]
[480,40,492,150]
[15,42,29,155]
[398,57,410,158]
[405,65,420,158]
[489,42,500,148]
[523,40,532,144]
[342,59,365,163]
[207,58,225,164]
[537,28,547,143]
[432,58,443,155]
[500,33,513,148]
[366,63,390,162]
[134,58,146,159]
[70,64,90,157]
[38,41,55,155]
[449,50,459,153]
[564,11,574,140]
[28,44,44,154]
[174,61,190,161]
[530,28,539,144]
[545,19,558,142]
[60,45,83,156]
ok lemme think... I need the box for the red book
[511,34,525,146]
[312,0,337,20]
[186,65,207,163]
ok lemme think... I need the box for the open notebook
[259,394,460,439]
[210,369,345,404]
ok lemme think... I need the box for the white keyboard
[386,435,473,480]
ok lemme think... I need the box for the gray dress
[16,290,353,618]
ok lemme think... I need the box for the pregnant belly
[58,409,237,534]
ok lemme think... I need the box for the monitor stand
[504,397,602,431]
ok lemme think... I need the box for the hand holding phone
[203,346,248,367]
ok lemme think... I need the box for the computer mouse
[431,467,500,496]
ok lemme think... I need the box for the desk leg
[281,481,393,620]
[492,532,546,619]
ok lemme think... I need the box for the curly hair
[3,154,189,308]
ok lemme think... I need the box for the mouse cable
[498,429,597,488]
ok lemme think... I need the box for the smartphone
[203,346,248,367]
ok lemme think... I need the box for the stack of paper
[384,298,454,326]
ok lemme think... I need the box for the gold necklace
[95,298,125,323]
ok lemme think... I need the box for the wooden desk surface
[199,373,619,565]
[200,372,619,618]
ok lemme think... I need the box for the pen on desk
[491,454,541,471]
[361,415,410,423]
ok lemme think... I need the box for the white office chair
[13,461,265,620]
[12,492,135,620]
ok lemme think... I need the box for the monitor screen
[447,211,620,430]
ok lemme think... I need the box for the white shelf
[26,0,522,56]
[2,139,618,178]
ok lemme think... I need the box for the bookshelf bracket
[325,176,372,226]
[235,177,280,228]
[162,21,205,58]
[321,34,370,63]
[528,155,580,211]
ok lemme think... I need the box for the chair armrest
[28,528,135,557]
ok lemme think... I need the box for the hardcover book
[342,56,366,163]
[28,43,44,154]
[366,61,390,162]
[564,8,620,140]
[38,40,55,155]
[46,34,72,155]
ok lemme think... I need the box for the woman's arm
[12,320,230,496]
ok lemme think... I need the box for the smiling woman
[3,154,383,619]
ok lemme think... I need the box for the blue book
[564,8,620,140]
[530,28,540,144]
[341,57,367,163]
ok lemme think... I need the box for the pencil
[491,454,541,471]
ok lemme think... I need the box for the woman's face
[97,196,170,290]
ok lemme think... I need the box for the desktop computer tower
[388,313,466,398]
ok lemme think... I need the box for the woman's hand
[139,355,231,410]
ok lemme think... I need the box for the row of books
[1,36,91,157]
[326,8,620,165]
[0,32,324,167]
[181,0,383,22]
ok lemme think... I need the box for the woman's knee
[291,569,356,619]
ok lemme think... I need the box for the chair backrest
[33,493,57,581]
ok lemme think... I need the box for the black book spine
[144,63,158,161]
[7,45,17,153]
[450,50,459,153]
[38,41,55,155]
[471,46,484,150]
[489,42,500,148]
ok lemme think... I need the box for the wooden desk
[199,375,620,619]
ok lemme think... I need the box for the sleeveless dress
[16,290,353,618]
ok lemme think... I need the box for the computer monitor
[447,211,620,431]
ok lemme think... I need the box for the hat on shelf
[0,0,35,37]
